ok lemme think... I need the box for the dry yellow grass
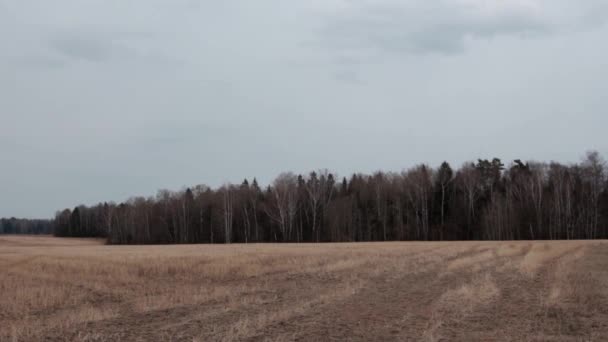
[0,236,607,341]
[518,241,582,275]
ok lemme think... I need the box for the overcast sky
[2,0,608,218]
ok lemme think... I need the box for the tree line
[0,218,54,235]
[52,151,608,244]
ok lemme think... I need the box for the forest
[0,218,53,235]
[50,151,608,244]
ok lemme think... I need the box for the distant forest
[0,218,53,235]
[41,151,608,244]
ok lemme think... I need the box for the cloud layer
[1,1,608,217]
[320,0,608,56]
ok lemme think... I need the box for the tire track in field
[45,244,461,341]
[247,243,533,341]
[243,244,483,341]
[430,242,604,341]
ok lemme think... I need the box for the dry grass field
[1,236,608,341]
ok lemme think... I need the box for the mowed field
[1,236,608,341]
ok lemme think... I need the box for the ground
[1,236,607,341]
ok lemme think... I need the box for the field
[1,236,608,341]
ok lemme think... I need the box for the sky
[2,0,608,218]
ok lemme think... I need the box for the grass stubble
[0,236,607,341]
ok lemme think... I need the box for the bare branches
[48,151,608,244]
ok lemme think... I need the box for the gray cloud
[333,70,363,84]
[319,0,607,56]
[51,36,114,62]
[15,55,67,69]
[47,31,171,66]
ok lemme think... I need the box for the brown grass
[1,236,607,341]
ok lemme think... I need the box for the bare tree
[305,170,334,242]
[220,185,234,243]
[581,151,606,238]
[403,165,433,240]
[266,173,298,241]
[50,151,608,244]
[456,163,480,238]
